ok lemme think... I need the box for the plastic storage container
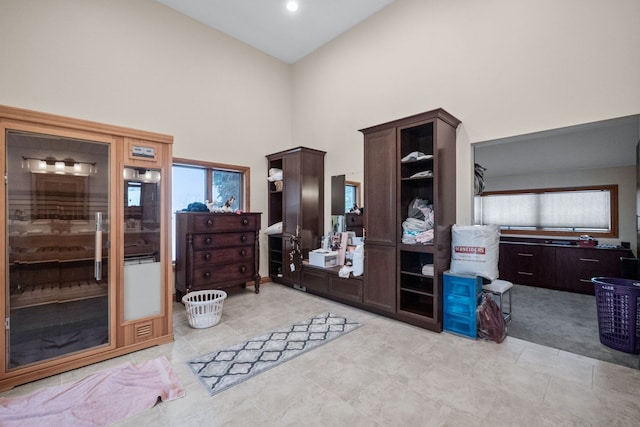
[443,271,483,338]
[182,290,227,329]
[592,277,640,354]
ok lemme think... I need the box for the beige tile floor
[2,283,640,426]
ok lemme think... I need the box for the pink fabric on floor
[0,356,185,427]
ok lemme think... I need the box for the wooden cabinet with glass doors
[0,105,173,390]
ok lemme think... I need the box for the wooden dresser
[345,212,364,237]
[175,212,261,299]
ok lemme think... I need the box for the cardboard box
[309,249,339,268]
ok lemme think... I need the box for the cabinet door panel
[301,268,329,294]
[364,128,396,246]
[364,244,396,313]
[6,130,111,370]
[283,154,301,237]
[329,276,363,304]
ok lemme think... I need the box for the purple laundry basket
[591,277,640,354]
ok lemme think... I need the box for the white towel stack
[422,264,434,276]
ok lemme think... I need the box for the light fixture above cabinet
[123,167,161,183]
[22,156,97,176]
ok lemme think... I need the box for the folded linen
[401,151,433,163]
[268,168,283,181]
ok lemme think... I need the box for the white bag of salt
[450,225,500,281]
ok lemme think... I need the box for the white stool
[482,279,513,322]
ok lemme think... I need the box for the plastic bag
[476,293,507,343]
[450,224,500,281]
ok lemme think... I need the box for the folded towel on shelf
[416,229,434,243]
[409,170,433,179]
[268,168,283,181]
[401,151,433,162]
[422,264,434,276]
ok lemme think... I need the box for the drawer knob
[239,266,246,273]
[205,237,212,245]
[204,253,211,261]
[203,271,211,279]
[206,219,213,226]
[241,235,247,242]
[242,218,249,225]
[239,249,246,256]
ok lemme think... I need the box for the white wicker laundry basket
[182,290,227,329]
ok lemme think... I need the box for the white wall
[0,0,293,275]
[292,0,640,230]
[3,0,640,275]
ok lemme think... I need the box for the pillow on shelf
[264,222,282,235]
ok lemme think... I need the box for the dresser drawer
[193,214,260,232]
[191,262,254,287]
[555,247,627,293]
[192,232,255,249]
[193,246,254,266]
[499,243,555,286]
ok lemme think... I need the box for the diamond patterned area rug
[187,312,361,396]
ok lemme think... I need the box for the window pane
[478,193,537,227]
[345,185,357,211]
[212,170,242,210]
[540,190,610,229]
[474,187,614,235]
[172,165,206,212]
[172,165,206,260]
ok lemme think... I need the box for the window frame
[173,157,251,211]
[475,184,619,238]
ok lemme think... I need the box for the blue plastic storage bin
[443,271,483,339]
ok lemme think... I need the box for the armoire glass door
[5,130,110,369]
[123,167,162,321]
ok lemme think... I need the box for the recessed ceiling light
[286,1,298,12]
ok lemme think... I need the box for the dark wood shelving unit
[360,109,460,332]
[266,147,325,287]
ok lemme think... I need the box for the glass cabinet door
[122,167,162,321]
[5,130,111,369]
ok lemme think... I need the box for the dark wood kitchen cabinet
[498,243,556,287]
[554,246,633,294]
[499,239,633,295]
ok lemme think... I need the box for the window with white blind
[474,185,618,237]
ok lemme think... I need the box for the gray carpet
[508,284,639,369]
